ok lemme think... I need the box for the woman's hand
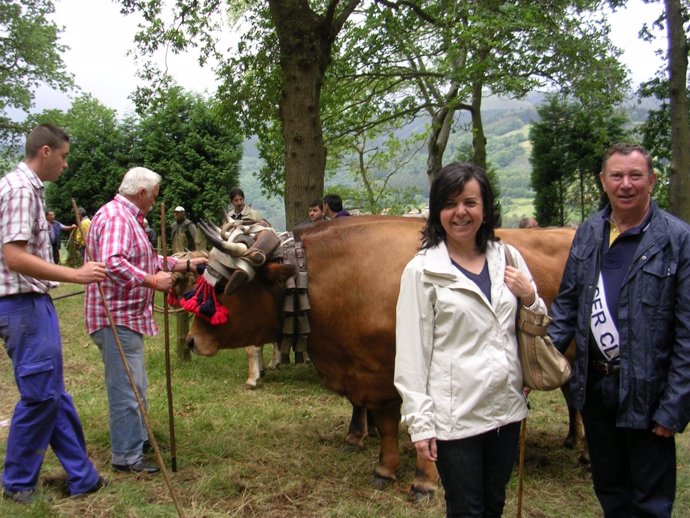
[413,438,438,462]
[504,265,536,306]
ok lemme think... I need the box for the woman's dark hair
[421,162,501,253]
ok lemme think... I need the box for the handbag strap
[504,244,521,306]
[504,243,517,269]
[517,314,549,336]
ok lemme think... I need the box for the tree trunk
[665,0,690,222]
[279,58,327,228]
[268,0,360,228]
[470,82,487,171]
[425,106,455,184]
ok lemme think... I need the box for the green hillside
[238,93,658,230]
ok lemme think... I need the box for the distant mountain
[238,93,660,230]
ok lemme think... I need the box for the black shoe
[112,460,160,474]
[72,476,109,497]
[2,488,36,504]
[143,439,168,453]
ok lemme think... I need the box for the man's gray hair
[118,167,161,196]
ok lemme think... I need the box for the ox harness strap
[278,232,310,356]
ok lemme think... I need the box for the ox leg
[175,312,191,361]
[267,343,281,370]
[367,405,401,489]
[244,345,263,390]
[561,385,590,465]
[367,408,379,439]
[369,405,439,499]
[341,404,369,453]
[575,410,590,465]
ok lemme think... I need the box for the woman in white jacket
[394,162,546,517]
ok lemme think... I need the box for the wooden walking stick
[72,199,185,518]
[160,203,178,472]
[516,417,527,518]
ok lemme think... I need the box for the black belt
[591,359,620,376]
[0,292,46,301]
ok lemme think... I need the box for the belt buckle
[593,360,619,375]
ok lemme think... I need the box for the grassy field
[1,284,689,517]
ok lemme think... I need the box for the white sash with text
[590,273,621,362]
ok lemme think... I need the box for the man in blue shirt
[548,143,690,517]
[46,210,75,264]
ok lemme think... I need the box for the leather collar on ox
[189,215,574,499]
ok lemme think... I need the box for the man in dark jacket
[548,143,690,517]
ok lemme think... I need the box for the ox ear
[259,262,297,286]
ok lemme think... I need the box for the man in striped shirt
[84,167,206,475]
[0,124,108,503]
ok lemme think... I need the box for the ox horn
[197,219,247,257]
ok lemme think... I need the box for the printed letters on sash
[590,273,621,362]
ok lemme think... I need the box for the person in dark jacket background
[548,143,690,517]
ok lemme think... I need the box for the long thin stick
[72,199,185,518]
[160,203,178,472]
[51,289,85,301]
[516,418,527,518]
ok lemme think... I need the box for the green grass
[1,284,689,517]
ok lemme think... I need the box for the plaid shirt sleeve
[1,185,34,245]
[98,213,147,288]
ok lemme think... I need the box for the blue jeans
[91,326,148,466]
[583,370,676,517]
[436,421,521,518]
[0,294,99,495]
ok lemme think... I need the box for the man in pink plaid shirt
[84,167,206,475]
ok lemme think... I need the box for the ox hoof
[339,443,364,454]
[407,484,435,503]
[370,472,394,490]
[244,383,259,390]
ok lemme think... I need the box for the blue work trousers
[436,421,521,518]
[91,326,148,466]
[583,370,676,517]
[0,293,99,495]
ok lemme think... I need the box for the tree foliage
[328,0,629,183]
[638,77,681,210]
[133,86,243,224]
[530,95,628,226]
[115,0,631,227]
[37,89,242,230]
[37,95,127,223]
[0,0,72,142]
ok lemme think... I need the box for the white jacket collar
[421,240,504,276]
[420,240,508,310]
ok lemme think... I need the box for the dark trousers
[582,371,676,518]
[436,421,521,518]
[0,294,99,495]
[51,242,60,264]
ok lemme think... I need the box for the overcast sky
[34,0,667,116]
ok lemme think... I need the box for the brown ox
[186,215,575,497]
[170,251,281,389]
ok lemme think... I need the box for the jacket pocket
[639,258,677,309]
[16,358,55,402]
